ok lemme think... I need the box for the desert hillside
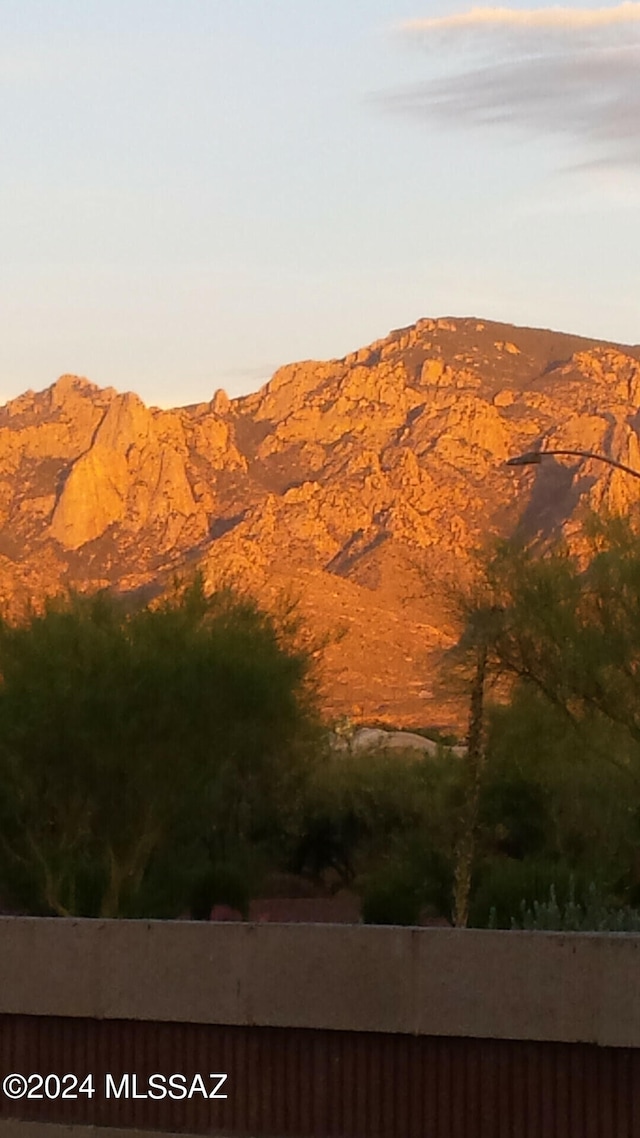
[2,316,640,727]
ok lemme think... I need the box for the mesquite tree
[0,579,321,918]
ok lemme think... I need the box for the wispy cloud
[380,5,640,170]
[401,3,640,35]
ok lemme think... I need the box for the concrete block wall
[0,917,638,1047]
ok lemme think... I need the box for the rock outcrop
[1,317,640,727]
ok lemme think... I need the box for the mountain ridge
[2,315,640,727]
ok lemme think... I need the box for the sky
[1,0,639,408]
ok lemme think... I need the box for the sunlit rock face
[1,318,639,727]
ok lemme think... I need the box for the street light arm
[506,448,640,482]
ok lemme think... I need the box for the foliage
[361,836,452,925]
[288,747,458,919]
[468,682,640,926]
[482,515,640,753]
[0,578,322,918]
[481,688,640,890]
[501,881,640,933]
[361,864,423,926]
[471,858,582,929]
[449,515,640,926]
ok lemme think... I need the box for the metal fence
[1,1013,639,1137]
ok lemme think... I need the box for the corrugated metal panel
[0,1014,639,1136]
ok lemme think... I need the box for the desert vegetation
[0,578,322,919]
[449,513,640,929]
[1,517,640,930]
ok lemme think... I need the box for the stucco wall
[1,918,639,1047]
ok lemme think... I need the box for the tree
[483,516,640,760]
[438,586,508,927]
[0,579,322,918]
[446,514,640,925]
[468,683,640,926]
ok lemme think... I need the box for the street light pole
[507,448,640,481]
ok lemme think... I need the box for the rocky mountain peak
[2,317,640,725]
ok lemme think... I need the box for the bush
[477,688,640,906]
[289,748,461,905]
[360,837,453,927]
[507,881,640,932]
[0,579,322,918]
[361,865,422,926]
[469,858,581,929]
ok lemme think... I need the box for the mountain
[2,316,640,728]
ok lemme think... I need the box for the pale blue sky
[1,1,639,407]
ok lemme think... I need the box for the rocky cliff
[2,317,640,727]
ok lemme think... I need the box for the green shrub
[290,749,461,896]
[359,836,453,926]
[507,880,640,932]
[0,580,322,918]
[361,868,422,926]
[470,858,580,929]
